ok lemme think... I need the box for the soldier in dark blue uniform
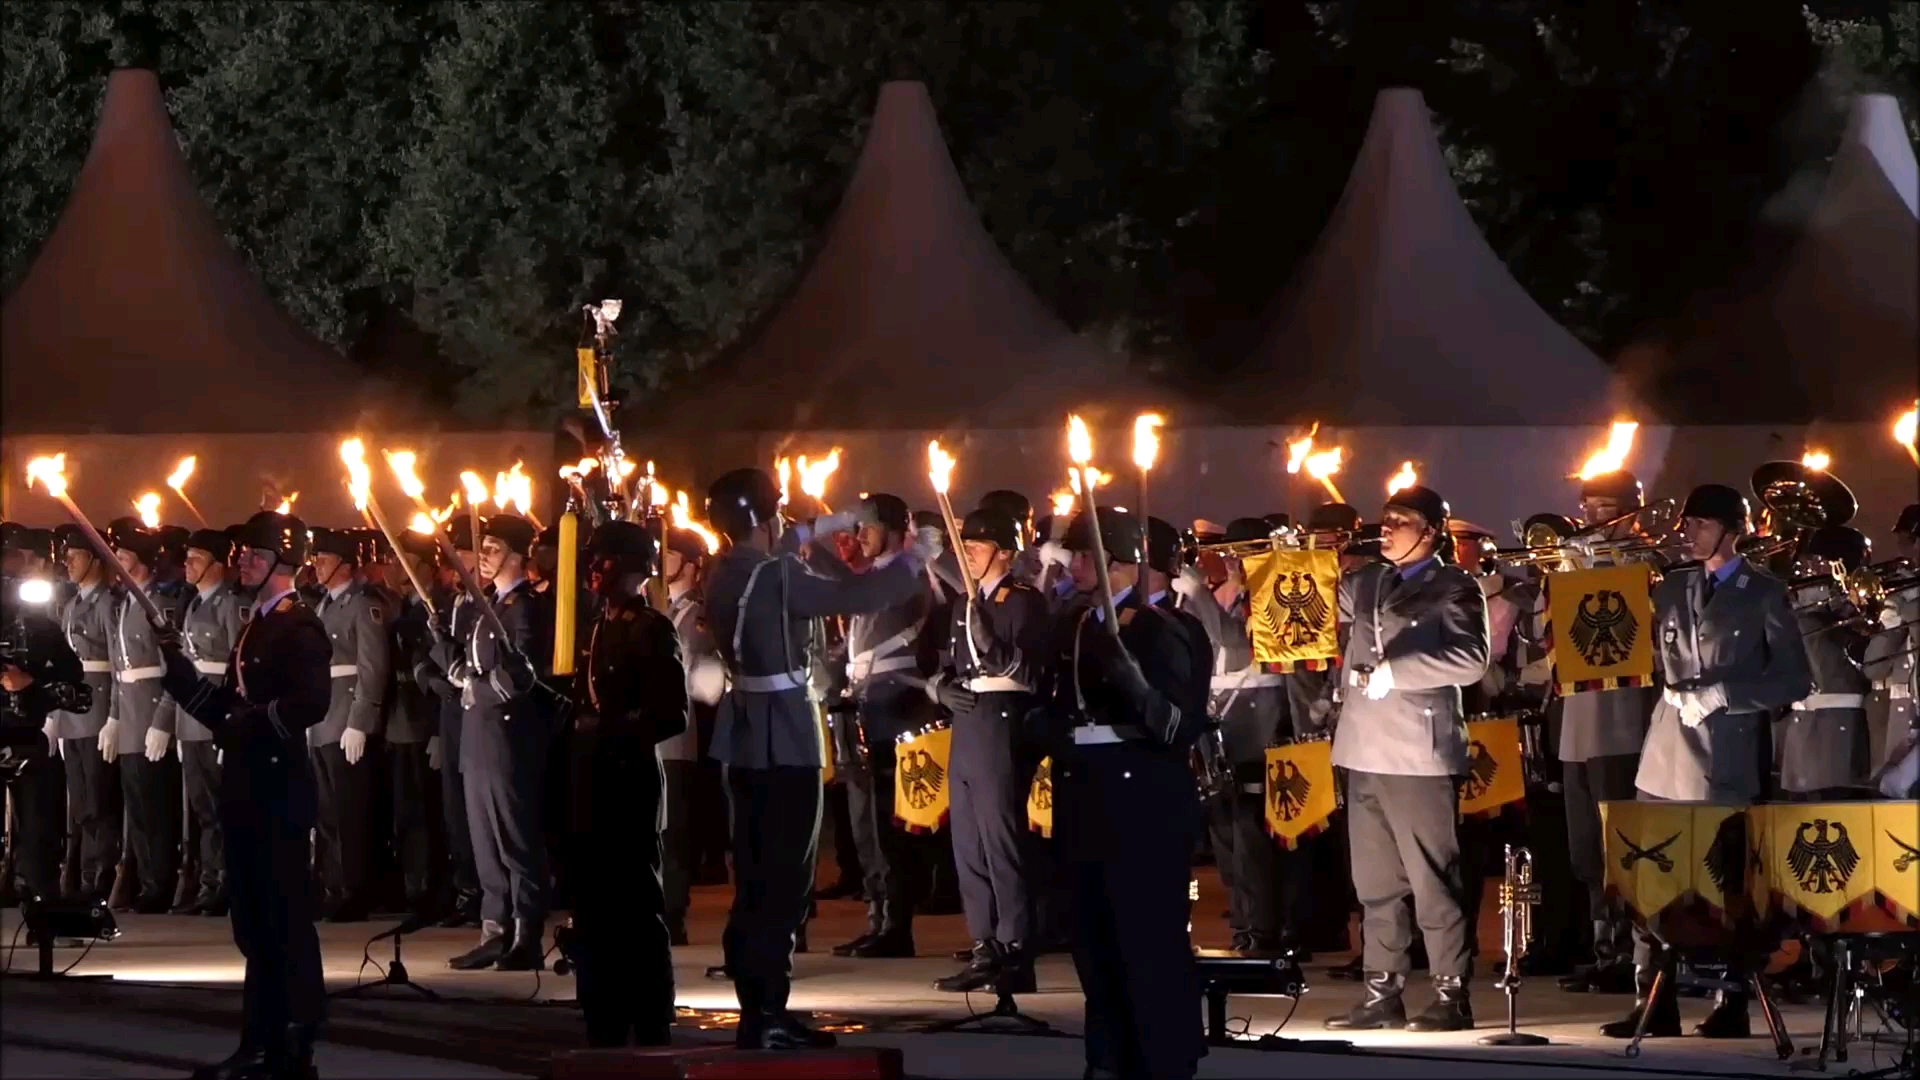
[569,520,688,1046]
[383,530,444,919]
[1045,508,1210,1080]
[420,517,483,926]
[157,511,330,1080]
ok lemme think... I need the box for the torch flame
[492,461,533,516]
[1067,415,1093,467]
[275,493,299,515]
[1895,401,1916,465]
[1800,449,1832,473]
[558,457,598,481]
[167,455,196,492]
[928,441,957,495]
[798,449,842,500]
[25,455,68,498]
[386,450,426,499]
[339,438,372,511]
[1067,468,1111,495]
[1386,461,1418,496]
[1050,490,1076,518]
[650,480,669,508]
[1285,423,1320,474]
[407,512,435,535]
[1132,413,1165,471]
[460,470,491,509]
[132,492,162,528]
[775,457,792,506]
[1303,447,1343,482]
[1575,421,1639,480]
[668,492,722,554]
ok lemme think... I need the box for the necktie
[1701,572,1717,607]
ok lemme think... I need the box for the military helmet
[1062,507,1145,565]
[1800,525,1871,572]
[0,521,26,552]
[1224,517,1273,544]
[707,468,780,541]
[184,528,235,564]
[976,490,1033,547]
[858,493,911,535]
[484,514,538,558]
[1145,516,1182,575]
[1305,502,1362,535]
[1579,469,1644,509]
[104,516,163,567]
[664,527,711,563]
[309,527,360,564]
[1680,484,1750,534]
[960,507,1019,552]
[397,529,440,564]
[54,524,92,560]
[1894,504,1920,539]
[1382,485,1450,529]
[447,514,483,554]
[238,512,310,569]
[911,509,944,534]
[588,519,657,575]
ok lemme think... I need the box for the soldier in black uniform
[569,520,688,1046]
[157,511,329,1080]
[932,505,1051,992]
[384,531,444,919]
[1045,508,1210,1080]
[420,517,482,927]
[3,548,83,905]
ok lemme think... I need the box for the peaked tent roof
[1624,95,1918,424]
[1218,88,1626,426]
[2,69,368,435]
[648,80,1212,432]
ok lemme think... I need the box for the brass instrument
[1847,558,1920,616]
[1477,844,1549,1047]
[1192,526,1371,558]
[1744,461,1858,568]
[1487,499,1684,573]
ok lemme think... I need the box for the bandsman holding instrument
[306,528,390,923]
[1780,525,1873,800]
[104,517,185,913]
[1324,485,1490,1034]
[167,529,248,917]
[1607,483,1812,1041]
[1864,505,1919,798]
[52,523,121,902]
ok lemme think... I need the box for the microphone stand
[332,914,440,1001]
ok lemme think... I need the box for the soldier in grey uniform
[52,524,121,901]
[1779,526,1872,800]
[167,529,247,915]
[662,525,721,944]
[1864,505,1919,798]
[306,528,390,922]
[103,518,185,913]
[1555,471,1660,994]
[1604,484,1813,1041]
[1324,486,1490,1034]
[703,468,935,1050]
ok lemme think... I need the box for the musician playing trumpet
[1779,525,1873,800]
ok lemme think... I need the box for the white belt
[194,660,230,676]
[1891,686,1914,701]
[329,665,359,679]
[1239,781,1264,794]
[733,670,806,694]
[850,655,918,682]
[1210,670,1284,691]
[1793,693,1867,711]
[849,629,919,681]
[966,676,1031,694]
[80,660,111,673]
[1072,724,1144,745]
[115,666,164,683]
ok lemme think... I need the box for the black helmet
[360,528,391,564]
[664,527,710,563]
[1382,485,1450,530]
[1305,502,1362,535]
[310,527,360,564]
[104,516,162,567]
[1063,508,1145,565]
[448,515,483,553]
[1261,512,1294,534]
[1579,470,1644,509]
[911,509,944,533]
[1895,504,1920,539]
[184,528,234,564]
[54,524,92,560]
[238,512,310,569]
[484,514,538,558]
[1680,484,1750,534]
[1145,517,1182,575]
[1192,519,1227,545]
[1224,517,1273,544]
[1800,525,1871,572]
[1032,514,1056,545]
[397,529,440,564]
[0,522,29,553]
[976,490,1033,547]
[858,493,911,535]
[707,468,780,540]
[588,520,656,575]
[960,507,1019,552]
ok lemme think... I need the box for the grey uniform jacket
[1331,560,1492,777]
[706,536,927,770]
[54,583,114,739]
[1202,594,1289,769]
[171,580,247,742]
[1863,586,1919,788]
[660,590,713,762]
[109,586,185,751]
[1634,561,1812,802]
[1777,604,1870,793]
[309,582,391,747]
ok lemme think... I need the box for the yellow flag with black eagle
[1264,740,1337,848]
[1243,548,1340,670]
[1547,563,1655,694]
[893,725,953,833]
[1456,716,1527,819]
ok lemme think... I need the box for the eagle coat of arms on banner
[1243,548,1340,670]
[1547,563,1656,694]
[1456,717,1526,818]
[892,726,953,833]
[1263,741,1336,848]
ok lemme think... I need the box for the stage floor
[1,873,1908,1078]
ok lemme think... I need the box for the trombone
[1486,499,1684,572]
[1192,527,1373,558]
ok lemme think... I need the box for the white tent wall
[1,433,554,530]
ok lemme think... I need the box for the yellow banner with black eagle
[893,725,953,834]
[1243,548,1340,672]
[1456,717,1527,819]
[1027,757,1053,838]
[1547,563,1655,694]
[1754,801,1919,932]
[1264,741,1337,848]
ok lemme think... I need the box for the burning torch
[928,440,976,605]
[25,455,166,627]
[1068,416,1121,635]
[342,439,435,619]
[1133,413,1163,579]
[166,456,208,528]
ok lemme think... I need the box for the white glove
[905,526,945,565]
[340,727,367,765]
[1039,541,1071,571]
[1364,660,1396,700]
[1662,686,1684,712]
[144,727,171,762]
[215,748,224,766]
[98,719,121,762]
[924,670,948,704]
[689,656,727,705]
[426,735,442,771]
[814,510,859,536]
[1170,564,1206,600]
[1677,684,1727,728]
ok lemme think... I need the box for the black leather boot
[833,903,884,957]
[1406,974,1474,1032]
[188,1039,270,1080]
[1324,971,1408,1030]
[437,889,481,928]
[495,917,545,971]
[1600,962,1680,1038]
[447,919,511,970]
[283,1022,320,1080]
[991,942,1037,995]
[736,1008,838,1050]
[1327,954,1366,981]
[1694,989,1751,1038]
[935,939,1002,992]
[851,902,914,958]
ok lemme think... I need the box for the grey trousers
[1563,753,1641,964]
[1345,769,1471,979]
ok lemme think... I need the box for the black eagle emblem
[1616,829,1681,873]
[1786,819,1861,894]
[1702,813,1748,895]
[900,749,946,811]
[1458,741,1499,801]
[1567,589,1637,668]
[1262,571,1330,648]
[1890,831,1919,873]
[1030,760,1053,812]
[1267,759,1313,821]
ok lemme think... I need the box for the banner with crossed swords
[1871,801,1919,927]
[1546,563,1655,695]
[892,725,953,834]
[1243,548,1340,671]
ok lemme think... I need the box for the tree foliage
[3,0,1915,423]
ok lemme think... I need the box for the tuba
[1744,460,1857,568]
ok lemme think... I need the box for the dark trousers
[119,752,180,902]
[388,741,442,906]
[722,766,821,1014]
[441,756,478,902]
[1346,770,1471,979]
[311,740,375,902]
[61,737,120,896]
[949,695,1037,945]
[844,750,924,929]
[572,737,674,1046]
[821,779,862,889]
[8,753,66,899]
[466,728,551,925]
[1564,753,1641,964]
[225,810,324,1048]
[181,740,224,896]
[1208,787,1309,944]
[661,759,697,927]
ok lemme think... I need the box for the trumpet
[1479,843,1548,1047]
[1193,527,1373,558]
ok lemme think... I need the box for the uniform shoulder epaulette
[1001,579,1041,597]
[271,595,298,615]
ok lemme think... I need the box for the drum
[892,719,953,834]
